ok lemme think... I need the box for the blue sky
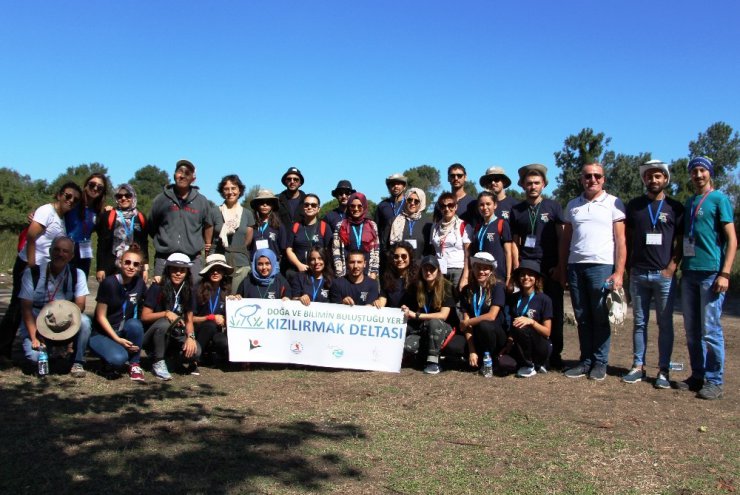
[1,1,738,205]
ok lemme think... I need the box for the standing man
[622,160,684,388]
[479,166,517,222]
[678,157,736,400]
[324,180,356,233]
[443,163,477,224]
[510,164,566,369]
[560,163,626,381]
[277,167,307,227]
[149,159,214,282]
[375,173,408,243]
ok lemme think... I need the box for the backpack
[107,210,146,231]
[474,218,504,238]
[292,220,327,238]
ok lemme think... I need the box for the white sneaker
[152,360,172,381]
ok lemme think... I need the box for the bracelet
[206,314,216,321]
[718,272,730,279]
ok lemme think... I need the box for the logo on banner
[230,304,265,329]
[290,342,304,354]
[329,346,344,358]
[249,339,262,350]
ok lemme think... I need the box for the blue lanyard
[209,287,221,315]
[258,221,268,236]
[516,292,535,317]
[310,276,324,301]
[647,199,664,231]
[121,300,138,320]
[477,220,493,251]
[688,190,712,239]
[473,287,486,317]
[407,220,416,237]
[351,224,364,249]
[392,198,405,217]
[117,211,135,240]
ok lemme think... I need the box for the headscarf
[112,184,140,262]
[250,248,279,286]
[338,192,378,253]
[389,188,426,244]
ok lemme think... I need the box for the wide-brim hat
[281,167,305,186]
[385,173,408,186]
[165,252,193,268]
[479,166,512,188]
[470,252,498,270]
[517,163,549,187]
[250,189,280,211]
[200,254,234,275]
[36,300,82,342]
[331,180,356,197]
[639,160,671,183]
[513,259,543,278]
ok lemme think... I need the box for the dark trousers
[472,319,507,359]
[543,274,564,363]
[195,320,229,359]
[510,326,551,368]
[0,256,27,358]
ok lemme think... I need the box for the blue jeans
[567,263,613,366]
[629,268,676,371]
[89,319,144,368]
[21,313,92,364]
[681,270,725,385]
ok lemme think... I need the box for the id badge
[79,240,93,258]
[524,235,537,248]
[406,239,418,249]
[683,238,695,257]
[255,239,269,250]
[438,257,448,274]
[645,233,662,246]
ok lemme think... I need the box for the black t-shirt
[143,283,195,316]
[470,219,512,280]
[193,282,227,317]
[380,273,410,308]
[494,196,518,223]
[290,273,330,303]
[286,220,333,265]
[323,208,345,235]
[329,277,379,306]
[95,275,147,330]
[384,215,432,261]
[403,281,456,326]
[460,282,506,320]
[626,195,684,271]
[510,199,564,271]
[237,274,292,300]
[250,222,286,259]
[507,291,553,325]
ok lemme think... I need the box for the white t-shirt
[431,221,473,272]
[18,264,89,308]
[564,192,626,264]
[19,203,67,265]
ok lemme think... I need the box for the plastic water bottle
[38,344,49,378]
[482,352,493,378]
[669,361,684,371]
[602,280,614,290]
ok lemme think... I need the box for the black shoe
[675,376,703,392]
[698,383,723,400]
[564,362,590,378]
[588,362,607,381]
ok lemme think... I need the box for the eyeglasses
[393,253,409,260]
[63,192,80,203]
[407,198,421,205]
[122,259,141,268]
[440,203,456,210]
[303,202,319,208]
[348,204,363,210]
[448,173,464,179]
[115,193,133,200]
[582,173,603,180]
[87,182,104,192]
[285,177,301,183]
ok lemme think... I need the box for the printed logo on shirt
[311,234,319,242]
[501,211,510,219]
[658,212,669,223]
[320,289,329,298]
[267,291,277,299]
[527,309,537,319]
[486,233,496,241]
[269,232,277,241]
[540,213,550,223]
[360,291,368,302]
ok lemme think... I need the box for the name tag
[438,257,448,274]
[406,239,418,249]
[683,238,695,257]
[645,233,662,246]
[79,240,93,258]
[524,235,537,248]
[255,239,269,250]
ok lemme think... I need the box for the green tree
[687,121,740,191]
[605,152,652,203]
[552,129,611,206]
[129,165,170,215]
[319,198,338,219]
[48,163,109,195]
[463,180,478,198]
[403,165,441,206]
[669,158,691,204]
[0,168,48,230]
[242,184,262,210]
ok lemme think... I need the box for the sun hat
[513,259,543,278]
[385,173,408,186]
[281,167,305,186]
[175,159,195,174]
[331,180,356,197]
[470,252,498,270]
[517,163,548,187]
[36,300,82,342]
[249,189,280,211]
[479,166,512,189]
[606,288,627,326]
[639,160,671,182]
[165,253,193,268]
[199,254,234,276]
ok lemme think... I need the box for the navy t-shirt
[626,195,684,271]
[323,208,346,235]
[286,220,333,265]
[507,291,553,325]
[380,273,410,308]
[494,196,518,223]
[375,197,405,242]
[237,274,292,300]
[470,219,512,280]
[290,273,331,303]
[143,283,195,316]
[460,282,506,321]
[384,215,432,261]
[329,277,379,306]
[193,282,227,317]
[250,222,286,259]
[510,199,564,271]
[95,275,147,330]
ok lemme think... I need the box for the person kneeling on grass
[291,246,333,305]
[329,250,379,306]
[504,259,553,378]
[237,248,292,300]
[89,244,147,381]
[141,253,201,380]
[400,256,455,375]
[192,254,234,369]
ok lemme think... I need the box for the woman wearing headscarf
[386,188,432,262]
[96,183,149,282]
[236,248,292,300]
[332,192,380,278]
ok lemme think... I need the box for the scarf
[250,248,279,287]
[389,188,426,244]
[112,184,139,261]
[432,215,463,243]
[338,192,378,253]
[218,202,243,248]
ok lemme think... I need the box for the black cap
[281,167,305,186]
[513,259,542,278]
[420,255,440,270]
[332,180,356,197]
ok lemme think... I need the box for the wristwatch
[187,334,196,340]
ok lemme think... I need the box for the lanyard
[46,266,68,302]
[173,283,185,312]
[351,224,364,249]
[121,300,138,320]
[688,190,712,239]
[407,220,416,237]
[81,208,95,240]
[304,222,318,245]
[118,275,138,320]
[117,211,135,240]
[647,199,664,231]
[258,221,268,236]
[528,202,542,235]
[477,220,493,251]
[257,279,274,299]
[392,197,406,217]
[310,276,324,301]
[473,287,486,317]
[516,292,535,317]
[209,287,221,315]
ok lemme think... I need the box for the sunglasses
[87,182,105,192]
[348,204,363,210]
[115,193,133,200]
[448,173,464,179]
[303,202,319,208]
[285,177,301,183]
[170,267,188,273]
[393,253,409,260]
[583,173,603,180]
[406,198,421,205]
[440,203,456,210]
[122,259,141,268]
[63,192,80,203]
[336,190,351,197]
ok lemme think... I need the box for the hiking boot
[588,362,607,381]
[675,376,703,392]
[622,367,645,384]
[70,362,86,378]
[152,360,172,381]
[423,362,441,375]
[564,362,589,378]
[698,383,724,400]
[129,363,145,382]
[654,371,670,389]
[188,362,201,376]
[516,366,536,378]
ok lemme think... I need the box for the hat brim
[250,198,280,211]
[199,261,234,276]
[479,174,512,189]
[36,301,82,342]
[332,188,356,197]
[166,260,193,268]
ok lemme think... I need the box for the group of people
[0,157,734,400]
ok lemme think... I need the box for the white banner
[226,298,407,373]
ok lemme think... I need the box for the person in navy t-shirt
[329,251,379,306]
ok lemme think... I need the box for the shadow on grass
[0,381,364,494]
